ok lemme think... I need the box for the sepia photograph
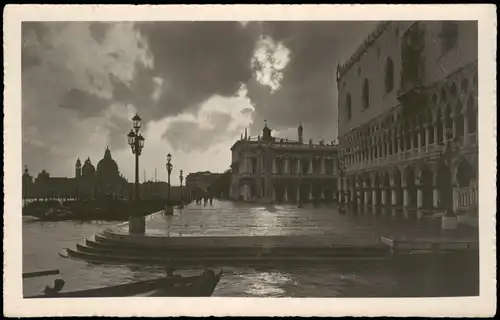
[3,4,496,317]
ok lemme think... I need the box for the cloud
[21,20,377,181]
[21,21,153,175]
[59,88,111,118]
[134,21,260,119]
[240,107,254,115]
[161,93,253,153]
[246,21,379,141]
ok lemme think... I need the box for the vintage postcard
[3,4,497,317]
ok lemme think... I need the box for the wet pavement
[120,200,477,245]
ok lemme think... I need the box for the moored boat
[25,269,223,298]
[34,208,76,222]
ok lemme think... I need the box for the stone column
[284,158,288,174]
[364,187,370,206]
[381,189,387,206]
[321,157,325,174]
[272,185,276,201]
[394,134,398,154]
[309,183,313,201]
[403,187,409,207]
[247,184,252,201]
[391,186,397,206]
[424,124,430,148]
[283,186,288,202]
[416,185,424,220]
[308,158,313,174]
[272,158,277,174]
[409,130,415,150]
[452,112,457,140]
[320,187,324,200]
[417,129,422,150]
[351,180,356,202]
[463,110,469,147]
[297,181,301,203]
[433,121,439,145]
[372,189,378,206]
[416,187,423,209]
[442,118,447,142]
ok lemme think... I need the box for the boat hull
[25,270,222,298]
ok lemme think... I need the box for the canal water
[22,201,479,297]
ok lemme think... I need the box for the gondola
[33,208,76,222]
[25,269,223,298]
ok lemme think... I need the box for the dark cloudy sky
[22,21,378,184]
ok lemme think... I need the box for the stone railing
[454,185,478,212]
[272,143,338,150]
[272,172,336,179]
[345,143,444,173]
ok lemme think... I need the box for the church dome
[82,157,95,176]
[97,147,119,177]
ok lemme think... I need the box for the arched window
[346,93,352,121]
[385,57,394,93]
[362,79,370,110]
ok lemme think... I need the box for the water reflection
[23,202,479,297]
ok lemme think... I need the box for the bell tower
[298,123,303,144]
[262,120,272,142]
[75,158,82,178]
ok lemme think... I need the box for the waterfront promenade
[107,200,477,251]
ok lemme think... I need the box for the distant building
[336,21,478,217]
[229,122,339,203]
[185,171,222,198]
[23,147,129,201]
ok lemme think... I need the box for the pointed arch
[454,156,476,187]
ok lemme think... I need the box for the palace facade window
[362,79,370,110]
[440,22,459,54]
[346,93,352,121]
[385,57,394,93]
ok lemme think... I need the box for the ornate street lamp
[179,169,184,209]
[127,113,146,234]
[165,153,174,215]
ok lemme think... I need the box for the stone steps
[61,230,392,265]
[80,240,390,259]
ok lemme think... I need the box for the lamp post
[165,153,174,215]
[179,170,184,209]
[127,113,146,234]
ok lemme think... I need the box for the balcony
[345,144,445,173]
[397,22,425,108]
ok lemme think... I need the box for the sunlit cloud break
[252,36,290,93]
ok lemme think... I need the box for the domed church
[95,146,126,197]
[73,147,128,200]
[24,147,138,201]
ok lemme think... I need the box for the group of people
[194,197,214,206]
